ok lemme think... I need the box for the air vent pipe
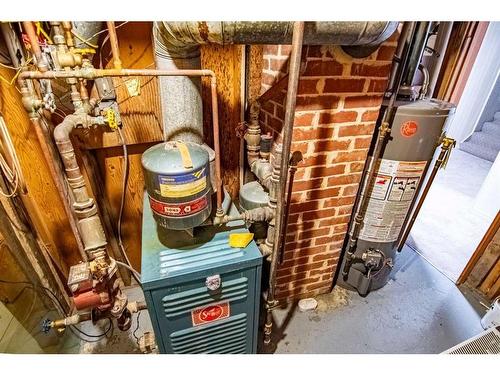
[153,21,398,143]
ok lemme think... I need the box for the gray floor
[407,149,493,281]
[273,247,484,354]
[60,245,485,354]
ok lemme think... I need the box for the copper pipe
[19,67,224,215]
[210,77,223,217]
[264,21,305,347]
[106,21,122,69]
[396,137,456,252]
[22,21,47,72]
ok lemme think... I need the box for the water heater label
[191,301,230,327]
[158,167,207,198]
[358,159,427,243]
[149,195,208,217]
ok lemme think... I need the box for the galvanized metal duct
[153,21,399,143]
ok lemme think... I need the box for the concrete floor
[407,149,493,281]
[53,245,485,354]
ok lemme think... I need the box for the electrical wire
[71,30,98,49]
[115,127,142,285]
[0,278,109,342]
[132,310,142,346]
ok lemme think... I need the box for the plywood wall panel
[201,44,244,200]
[0,67,79,270]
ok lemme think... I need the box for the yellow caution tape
[229,233,254,248]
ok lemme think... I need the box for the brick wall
[258,34,398,302]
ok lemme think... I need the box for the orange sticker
[401,120,418,137]
[191,301,230,326]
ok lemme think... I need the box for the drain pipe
[264,21,305,347]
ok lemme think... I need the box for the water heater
[339,98,455,295]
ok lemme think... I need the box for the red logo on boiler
[401,121,418,137]
[191,301,230,326]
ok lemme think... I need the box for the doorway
[405,22,500,282]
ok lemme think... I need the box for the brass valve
[439,136,456,169]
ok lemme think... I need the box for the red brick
[280,256,311,269]
[292,142,309,154]
[306,187,341,200]
[361,110,381,122]
[294,112,315,127]
[302,154,328,167]
[297,227,331,241]
[318,111,358,125]
[338,123,375,137]
[318,214,352,225]
[323,78,365,93]
[283,245,328,261]
[310,267,332,276]
[309,164,345,178]
[292,178,323,192]
[302,208,336,221]
[290,200,322,214]
[295,95,340,111]
[342,184,360,197]
[312,253,336,262]
[284,239,313,252]
[334,150,369,163]
[323,197,356,209]
[295,261,325,273]
[338,205,354,216]
[354,137,373,149]
[303,60,343,77]
[280,45,292,56]
[351,63,392,77]
[376,45,396,61]
[262,72,277,86]
[276,272,308,285]
[298,78,322,95]
[349,162,366,172]
[343,95,383,109]
[287,221,316,233]
[306,46,334,58]
[293,127,334,141]
[314,139,351,153]
[367,79,388,93]
[269,57,288,72]
[263,45,279,55]
[327,174,362,186]
[275,104,285,119]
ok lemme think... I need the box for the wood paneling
[460,211,500,301]
[0,66,79,270]
[201,44,244,200]
[74,22,163,149]
[94,143,155,271]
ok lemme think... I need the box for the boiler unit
[141,196,262,354]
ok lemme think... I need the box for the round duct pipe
[153,21,399,143]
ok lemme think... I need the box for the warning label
[358,159,427,243]
[158,167,207,198]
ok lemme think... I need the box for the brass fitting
[57,51,83,68]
